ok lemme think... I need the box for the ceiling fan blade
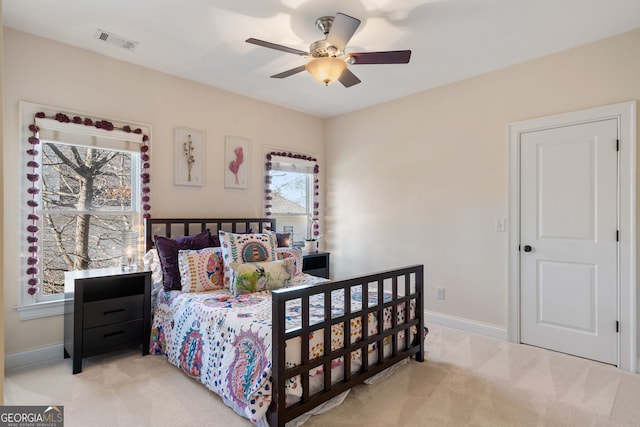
[326,13,361,51]
[338,68,361,88]
[271,65,307,79]
[246,38,308,57]
[349,50,411,65]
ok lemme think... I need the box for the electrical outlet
[436,287,445,300]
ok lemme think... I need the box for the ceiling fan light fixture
[248,12,408,88]
[305,57,347,86]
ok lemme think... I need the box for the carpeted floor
[5,325,640,426]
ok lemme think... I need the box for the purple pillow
[155,230,211,290]
[207,230,221,247]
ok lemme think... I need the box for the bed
[145,217,424,426]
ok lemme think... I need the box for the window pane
[273,215,309,244]
[270,171,309,208]
[269,170,312,243]
[41,213,137,294]
[38,141,139,295]
[42,142,134,211]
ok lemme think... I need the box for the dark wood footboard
[270,265,424,427]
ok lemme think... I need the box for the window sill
[15,299,70,320]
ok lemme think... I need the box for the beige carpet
[5,325,640,426]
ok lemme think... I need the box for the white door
[520,118,618,365]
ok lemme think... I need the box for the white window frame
[264,149,319,245]
[269,169,314,244]
[16,102,151,320]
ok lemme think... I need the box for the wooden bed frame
[145,217,424,427]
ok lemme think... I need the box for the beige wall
[325,29,640,333]
[2,28,325,355]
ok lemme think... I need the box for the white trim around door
[507,101,637,372]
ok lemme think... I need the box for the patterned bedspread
[150,274,414,425]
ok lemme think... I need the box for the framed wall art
[225,135,251,189]
[174,127,205,186]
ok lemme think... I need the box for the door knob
[523,245,532,252]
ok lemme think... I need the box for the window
[269,169,312,244]
[38,141,139,297]
[265,151,319,246]
[20,102,150,309]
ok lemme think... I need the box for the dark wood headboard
[145,217,276,251]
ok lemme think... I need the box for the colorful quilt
[150,274,415,425]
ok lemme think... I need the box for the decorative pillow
[177,247,225,292]
[142,249,163,289]
[276,247,304,277]
[219,230,278,288]
[142,249,167,313]
[276,232,292,247]
[229,258,294,295]
[154,230,212,291]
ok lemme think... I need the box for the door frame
[507,101,637,372]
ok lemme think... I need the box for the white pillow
[177,247,225,292]
[143,249,163,291]
[275,247,304,277]
[229,258,294,295]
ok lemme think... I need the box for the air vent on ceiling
[94,29,138,51]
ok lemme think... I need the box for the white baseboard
[424,310,508,341]
[5,343,64,371]
[425,312,640,373]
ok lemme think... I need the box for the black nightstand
[63,267,151,374]
[302,251,330,279]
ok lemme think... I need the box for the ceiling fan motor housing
[309,39,340,58]
[311,16,340,58]
[315,16,334,35]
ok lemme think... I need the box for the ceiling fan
[246,12,411,87]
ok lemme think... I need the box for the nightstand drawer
[83,295,144,328]
[83,319,144,353]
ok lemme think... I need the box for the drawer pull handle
[103,308,126,316]
[104,331,125,339]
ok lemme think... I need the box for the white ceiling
[4,0,640,118]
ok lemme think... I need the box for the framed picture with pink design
[224,135,251,189]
